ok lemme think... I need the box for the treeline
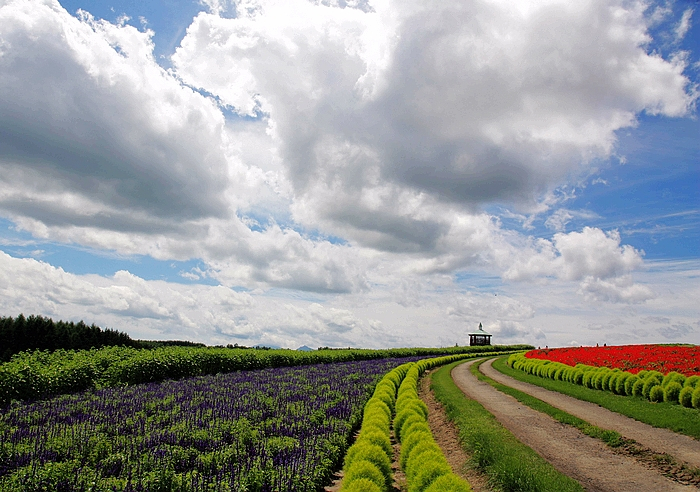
[0,314,137,362]
[0,314,204,362]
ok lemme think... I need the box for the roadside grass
[470,359,624,448]
[430,360,584,492]
[491,356,700,440]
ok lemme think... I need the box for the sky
[0,0,698,349]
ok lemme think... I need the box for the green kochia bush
[341,351,512,491]
[664,382,683,404]
[341,362,412,491]
[692,387,700,409]
[507,353,699,406]
[395,357,474,492]
[649,385,665,403]
[680,386,694,408]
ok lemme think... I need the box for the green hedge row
[340,362,414,491]
[395,355,481,492]
[508,353,700,407]
[341,352,514,491]
[0,344,530,407]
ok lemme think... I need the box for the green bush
[406,448,445,482]
[649,385,664,403]
[642,377,661,399]
[340,477,383,492]
[685,376,700,388]
[624,375,639,396]
[358,429,393,459]
[679,386,694,408]
[600,368,619,391]
[692,387,700,409]
[344,443,392,486]
[632,377,645,397]
[595,369,610,390]
[399,429,433,469]
[664,382,683,404]
[582,371,595,388]
[397,414,426,443]
[662,372,686,388]
[573,370,584,385]
[410,459,451,492]
[344,460,385,489]
[614,373,630,395]
[424,474,472,492]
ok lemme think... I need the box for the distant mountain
[253,344,282,350]
[297,345,314,352]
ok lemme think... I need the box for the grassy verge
[470,359,624,447]
[430,360,584,492]
[491,356,700,440]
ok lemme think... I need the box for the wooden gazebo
[468,323,492,346]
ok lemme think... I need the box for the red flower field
[526,344,700,376]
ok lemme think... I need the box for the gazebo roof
[468,323,491,336]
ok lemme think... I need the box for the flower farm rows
[0,344,526,407]
[0,357,423,491]
[526,344,700,376]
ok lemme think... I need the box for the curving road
[480,357,700,469]
[451,359,693,492]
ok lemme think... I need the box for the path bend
[451,359,693,492]
[480,357,700,469]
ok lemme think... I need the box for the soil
[418,370,494,491]
[451,359,695,492]
[326,368,494,492]
[480,358,700,487]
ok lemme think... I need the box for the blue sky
[0,0,697,348]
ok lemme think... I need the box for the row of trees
[0,314,203,362]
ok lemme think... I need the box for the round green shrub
[647,370,664,381]
[606,372,619,392]
[573,370,585,385]
[344,460,385,489]
[344,443,392,482]
[424,474,472,492]
[406,447,445,482]
[401,417,432,443]
[400,429,433,469]
[649,385,664,403]
[662,371,686,388]
[614,373,630,395]
[597,369,611,390]
[664,382,683,404]
[398,414,427,442]
[637,370,648,379]
[365,398,392,419]
[554,368,564,381]
[684,375,700,388]
[679,386,694,408]
[340,477,383,492]
[692,387,700,409]
[642,377,661,399]
[632,377,645,397]
[582,371,595,388]
[358,429,393,459]
[410,459,451,492]
[400,398,429,419]
[624,375,638,396]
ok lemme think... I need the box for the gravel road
[451,359,694,492]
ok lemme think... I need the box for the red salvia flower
[525,344,700,376]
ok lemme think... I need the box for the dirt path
[452,359,693,492]
[481,358,700,470]
[418,370,493,492]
